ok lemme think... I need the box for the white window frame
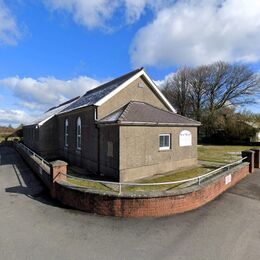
[179,130,192,147]
[65,119,69,148]
[159,134,171,151]
[76,117,82,150]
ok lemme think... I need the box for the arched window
[179,130,192,147]
[65,119,69,147]
[76,117,81,150]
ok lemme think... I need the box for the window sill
[159,147,171,151]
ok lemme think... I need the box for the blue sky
[0,0,259,126]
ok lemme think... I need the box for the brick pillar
[50,160,67,197]
[242,150,255,173]
[251,149,260,168]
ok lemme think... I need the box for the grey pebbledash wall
[119,126,197,182]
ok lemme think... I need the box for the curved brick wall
[54,163,249,218]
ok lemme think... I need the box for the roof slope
[25,68,177,127]
[25,96,80,126]
[98,101,200,126]
[61,68,144,113]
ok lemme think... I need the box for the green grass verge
[0,136,21,143]
[198,145,259,163]
[67,178,112,192]
[67,166,214,193]
[123,166,214,192]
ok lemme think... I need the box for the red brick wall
[54,164,250,218]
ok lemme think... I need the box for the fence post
[242,150,255,173]
[251,149,260,169]
[50,160,68,198]
[119,183,122,195]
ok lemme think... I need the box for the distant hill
[0,126,22,140]
[0,126,14,134]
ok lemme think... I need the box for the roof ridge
[118,102,133,122]
[97,103,129,122]
[83,67,143,97]
[45,96,80,113]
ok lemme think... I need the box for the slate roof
[98,101,201,126]
[25,96,80,126]
[25,68,178,127]
[61,68,143,113]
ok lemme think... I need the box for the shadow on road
[228,168,260,201]
[0,145,63,208]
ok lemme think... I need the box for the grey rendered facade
[23,68,200,181]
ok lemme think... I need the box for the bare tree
[205,61,259,112]
[188,65,209,121]
[162,68,192,116]
[162,61,259,120]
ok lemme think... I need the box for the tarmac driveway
[1,146,260,260]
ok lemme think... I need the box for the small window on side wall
[159,134,171,151]
[76,117,81,150]
[179,130,192,147]
[65,119,69,147]
[107,141,113,158]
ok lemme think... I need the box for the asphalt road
[1,146,260,260]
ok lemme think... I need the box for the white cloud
[44,0,120,29]
[154,72,175,88]
[0,71,168,126]
[0,109,35,126]
[124,0,147,23]
[131,0,260,67]
[0,76,100,111]
[43,0,171,29]
[0,0,20,45]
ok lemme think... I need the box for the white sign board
[179,130,192,147]
[225,174,232,185]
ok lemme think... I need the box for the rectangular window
[77,136,81,149]
[159,134,171,151]
[107,141,113,158]
[65,120,69,147]
[77,127,81,150]
[76,117,81,150]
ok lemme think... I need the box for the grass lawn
[123,165,215,192]
[0,136,20,143]
[67,165,215,193]
[67,177,112,192]
[66,167,111,192]
[198,145,259,163]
